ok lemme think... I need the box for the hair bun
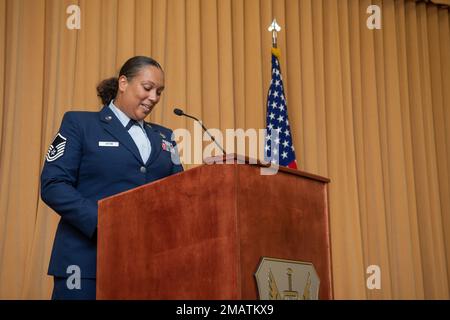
[96,77,118,105]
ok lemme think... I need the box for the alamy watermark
[170,121,281,175]
[66,5,81,30]
[366,264,381,290]
[366,5,381,30]
[66,265,81,290]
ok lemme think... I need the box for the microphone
[173,108,226,156]
[173,108,184,116]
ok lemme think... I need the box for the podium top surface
[204,154,330,183]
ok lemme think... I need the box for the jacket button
[140,166,147,173]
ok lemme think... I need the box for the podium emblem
[255,257,320,300]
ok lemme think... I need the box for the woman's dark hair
[96,56,163,105]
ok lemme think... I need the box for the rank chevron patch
[46,133,67,162]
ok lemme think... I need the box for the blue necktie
[125,119,151,163]
[125,119,138,131]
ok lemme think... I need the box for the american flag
[265,48,298,169]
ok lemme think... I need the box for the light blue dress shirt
[108,101,151,163]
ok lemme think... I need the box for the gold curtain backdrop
[0,0,449,299]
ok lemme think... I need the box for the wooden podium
[97,155,332,299]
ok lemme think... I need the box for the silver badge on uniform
[46,133,67,162]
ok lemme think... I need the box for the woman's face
[116,65,165,121]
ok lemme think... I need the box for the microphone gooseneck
[173,108,226,156]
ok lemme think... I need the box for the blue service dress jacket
[40,105,183,279]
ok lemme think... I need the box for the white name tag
[99,141,119,147]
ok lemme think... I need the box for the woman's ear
[118,75,128,93]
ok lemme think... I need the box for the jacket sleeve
[40,112,98,238]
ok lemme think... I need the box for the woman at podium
[40,56,183,299]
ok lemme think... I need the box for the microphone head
[173,108,184,116]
